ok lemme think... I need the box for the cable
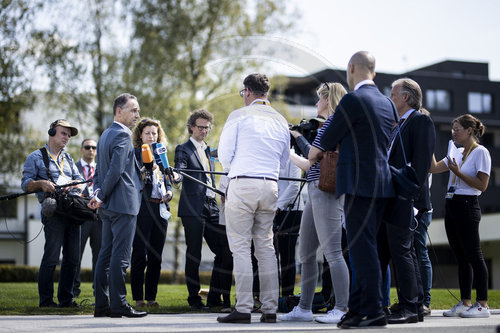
[426,228,461,303]
[1,202,44,244]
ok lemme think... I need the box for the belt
[149,198,162,203]
[231,175,277,182]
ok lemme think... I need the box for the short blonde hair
[316,82,348,116]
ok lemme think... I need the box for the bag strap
[39,148,55,183]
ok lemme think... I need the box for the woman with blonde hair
[130,118,173,308]
[431,114,491,318]
[279,82,350,324]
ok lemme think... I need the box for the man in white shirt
[217,73,290,324]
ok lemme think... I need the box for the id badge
[445,186,456,199]
[56,174,72,186]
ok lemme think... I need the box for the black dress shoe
[94,305,111,317]
[336,310,357,328]
[260,313,276,323]
[190,301,209,311]
[39,301,58,308]
[340,313,387,328]
[387,309,418,324]
[110,304,147,318]
[217,310,251,324]
[58,300,80,308]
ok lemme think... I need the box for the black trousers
[130,200,168,301]
[445,195,488,301]
[274,209,302,297]
[182,198,233,307]
[378,197,423,313]
[73,217,102,296]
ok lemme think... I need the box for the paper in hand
[447,140,461,162]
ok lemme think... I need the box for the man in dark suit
[73,138,102,298]
[379,78,435,324]
[174,109,233,311]
[88,93,146,318]
[319,51,395,328]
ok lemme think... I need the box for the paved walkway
[0,310,499,333]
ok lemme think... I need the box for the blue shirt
[21,145,84,202]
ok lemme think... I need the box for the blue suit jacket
[320,84,395,199]
[93,122,142,215]
[174,139,217,217]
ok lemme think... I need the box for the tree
[122,0,294,146]
[0,0,45,187]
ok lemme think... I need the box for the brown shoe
[217,310,251,324]
[147,301,159,308]
[260,313,276,323]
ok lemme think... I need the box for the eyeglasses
[451,127,465,134]
[84,145,97,150]
[141,118,159,124]
[195,125,211,131]
[239,88,247,98]
[322,82,330,91]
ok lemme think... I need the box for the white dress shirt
[218,99,290,180]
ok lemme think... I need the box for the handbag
[389,111,421,200]
[318,149,338,193]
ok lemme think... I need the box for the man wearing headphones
[21,119,85,308]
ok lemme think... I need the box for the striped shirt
[308,115,333,182]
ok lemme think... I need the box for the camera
[289,118,324,154]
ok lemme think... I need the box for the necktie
[85,165,94,187]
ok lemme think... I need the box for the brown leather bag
[318,149,339,193]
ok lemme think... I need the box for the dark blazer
[174,139,216,217]
[75,160,92,198]
[389,110,435,210]
[93,122,142,216]
[320,84,395,199]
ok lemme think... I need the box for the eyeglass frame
[83,145,97,150]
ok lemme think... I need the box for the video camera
[289,118,324,153]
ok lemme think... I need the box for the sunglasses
[84,145,97,150]
[322,82,330,91]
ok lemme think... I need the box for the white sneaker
[459,302,490,318]
[315,308,347,324]
[277,306,313,322]
[443,301,471,317]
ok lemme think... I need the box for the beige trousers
[225,178,279,314]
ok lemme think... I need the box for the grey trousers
[298,181,349,311]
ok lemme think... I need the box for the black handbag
[390,111,421,201]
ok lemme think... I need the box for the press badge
[445,186,456,199]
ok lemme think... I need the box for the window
[468,92,492,114]
[0,198,17,218]
[426,89,451,111]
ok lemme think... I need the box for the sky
[273,0,500,81]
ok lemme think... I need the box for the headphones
[48,120,60,136]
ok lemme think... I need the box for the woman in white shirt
[431,114,491,318]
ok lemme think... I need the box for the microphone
[141,144,154,171]
[41,196,57,217]
[152,142,165,173]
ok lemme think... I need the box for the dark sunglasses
[84,145,97,150]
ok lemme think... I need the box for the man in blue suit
[89,93,146,318]
[319,51,395,328]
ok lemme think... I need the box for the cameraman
[21,119,85,308]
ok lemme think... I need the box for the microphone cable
[426,226,461,303]
[0,203,44,244]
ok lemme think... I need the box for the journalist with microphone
[21,119,85,308]
[88,93,146,318]
[130,118,173,308]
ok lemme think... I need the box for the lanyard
[451,143,476,185]
[45,147,65,174]
[250,99,270,106]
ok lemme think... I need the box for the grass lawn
[0,282,499,315]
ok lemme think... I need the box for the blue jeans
[39,214,80,306]
[414,210,432,307]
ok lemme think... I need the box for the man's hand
[88,197,102,210]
